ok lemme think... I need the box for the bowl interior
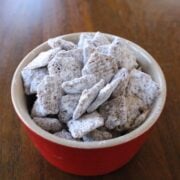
[11,33,167,149]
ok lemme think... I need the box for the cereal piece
[30,69,49,94]
[48,56,82,82]
[31,99,47,117]
[54,129,73,140]
[37,75,62,115]
[92,32,110,46]
[57,48,83,64]
[82,31,112,63]
[58,94,80,123]
[82,52,118,83]
[127,69,160,106]
[119,46,138,70]
[113,68,128,80]
[48,37,77,50]
[78,33,94,48]
[82,129,112,142]
[87,78,121,113]
[82,32,110,64]
[99,96,127,129]
[96,45,110,55]
[83,39,96,64]
[68,112,104,138]
[73,79,105,119]
[109,38,138,70]
[25,48,60,69]
[21,67,48,95]
[21,68,32,95]
[62,75,97,94]
[33,117,62,132]
[124,95,147,129]
[111,68,129,97]
[130,110,150,130]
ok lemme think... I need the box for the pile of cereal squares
[21,32,160,142]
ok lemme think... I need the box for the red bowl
[11,33,167,176]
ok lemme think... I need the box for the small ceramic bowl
[11,33,166,176]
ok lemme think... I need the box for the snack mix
[21,32,160,141]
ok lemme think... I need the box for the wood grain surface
[0,0,179,179]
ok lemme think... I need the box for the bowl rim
[11,32,167,149]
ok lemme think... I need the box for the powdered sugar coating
[54,129,73,140]
[78,33,94,48]
[91,32,110,47]
[73,79,105,119]
[96,45,110,55]
[37,75,62,115]
[68,112,104,138]
[125,95,147,129]
[83,39,96,64]
[48,56,82,82]
[130,110,150,130]
[99,96,127,129]
[57,48,83,64]
[48,37,77,50]
[82,52,118,83]
[111,68,129,97]
[58,94,80,123]
[21,67,48,95]
[82,32,110,64]
[33,117,62,132]
[25,48,60,70]
[83,129,112,142]
[109,38,138,70]
[31,99,47,117]
[127,69,160,106]
[30,69,49,94]
[62,75,97,94]
[87,78,121,113]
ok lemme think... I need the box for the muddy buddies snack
[56,48,83,64]
[25,48,60,70]
[58,94,80,123]
[99,96,127,130]
[36,75,62,115]
[82,129,112,142]
[73,79,105,119]
[87,77,122,113]
[48,56,82,81]
[127,69,160,106]
[68,112,104,138]
[54,129,74,140]
[21,32,160,142]
[82,51,118,83]
[62,75,97,94]
[48,36,77,50]
[21,67,48,95]
[33,117,62,132]
[109,38,138,70]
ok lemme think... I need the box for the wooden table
[0,0,179,179]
